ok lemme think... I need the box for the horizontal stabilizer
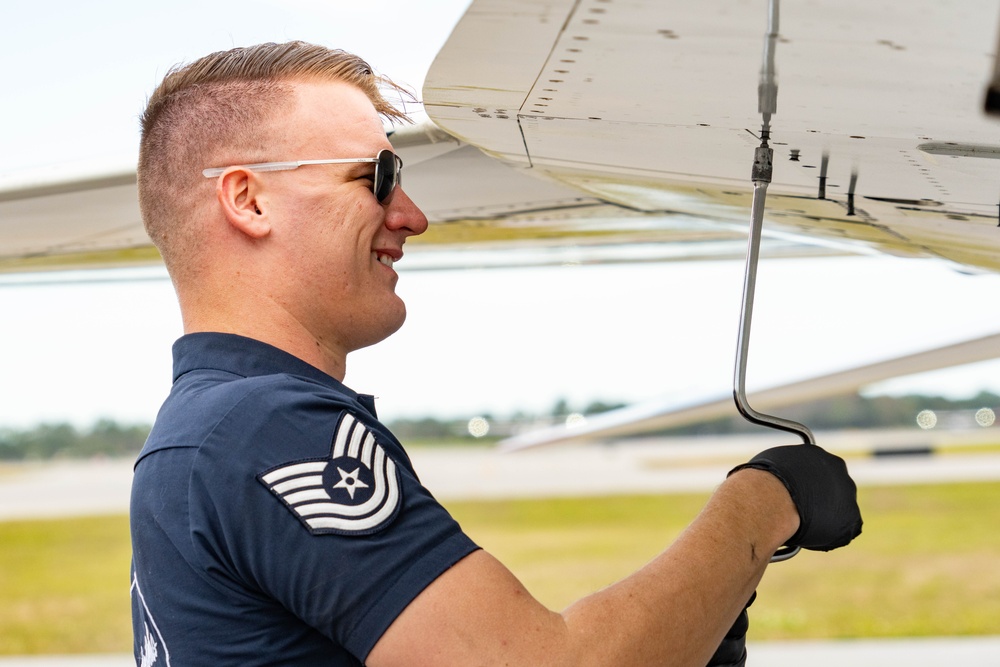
[500,332,1000,451]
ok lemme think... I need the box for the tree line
[0,419,152,460]
[1,391,997,460]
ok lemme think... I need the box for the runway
[4,430,1000,520]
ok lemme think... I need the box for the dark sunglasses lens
[374,150,400,204]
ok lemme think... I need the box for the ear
[215,168,271,239]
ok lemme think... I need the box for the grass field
[2,482,999,655]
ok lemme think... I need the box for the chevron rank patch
[258,413,402,536]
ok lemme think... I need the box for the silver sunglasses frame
[201,149,401,203]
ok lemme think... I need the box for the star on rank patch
[257,413,402,536]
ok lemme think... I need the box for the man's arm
[368,468,797,667]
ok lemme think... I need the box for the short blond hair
[137,41,412,269]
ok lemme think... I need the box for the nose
[384,187,429,238]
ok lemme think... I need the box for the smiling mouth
[374,252,394,269]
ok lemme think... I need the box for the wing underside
[424,0,1000,272]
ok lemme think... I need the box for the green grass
[445,483,1000,640]
[0,515,132,654]
[3,483,1000,655]
[749,484,1000,638]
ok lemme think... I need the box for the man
[130,41,862,666]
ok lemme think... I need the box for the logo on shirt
[258,413,402,535]
[131,574,171,666]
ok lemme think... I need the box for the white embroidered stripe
[347,421,365,459]
[284,487,332,505]
[261,461,326,485]
[305,458,399,531]
[332,414,356,459]
[272,474,324,495]
[296,448,393,518]
[361,431,376,468]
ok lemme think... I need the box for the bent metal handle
[733,175,815,447]
[734,146,812,563]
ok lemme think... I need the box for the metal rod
[985,9,1000,115]
[733,159,816,447]
[734,144,810,564]
[758,0,779,132]
[818,152,829,199]
[737,0,806,562]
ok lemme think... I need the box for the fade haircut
[137,41,411,270]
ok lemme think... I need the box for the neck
[179,291,348,382]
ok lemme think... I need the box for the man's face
[266,80,428,355]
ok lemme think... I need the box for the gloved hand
[706,592,755,667]
[729,444,862,551]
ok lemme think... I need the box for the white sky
[3,1,1000,430]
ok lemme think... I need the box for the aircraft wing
[0,167,154,273]
[423,0,1000,273]
[4,0,997,275]
[0,119,843,274]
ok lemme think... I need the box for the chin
[358,300,407,350]
[383,309,406,340]
[385,296,407,333]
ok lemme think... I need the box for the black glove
[729,444,862,551]
[706,592,755,667]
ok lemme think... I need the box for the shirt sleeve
[185,379,480,660]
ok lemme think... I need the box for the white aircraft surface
[2,0,1000,446]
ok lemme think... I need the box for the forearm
[369,469,800,667]
[559,469,797,666]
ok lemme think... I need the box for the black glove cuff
[728,461,807,547]
[728,446,862,551]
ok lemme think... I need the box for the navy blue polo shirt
[130,333,479,666]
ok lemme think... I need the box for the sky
[3,1,1000,430]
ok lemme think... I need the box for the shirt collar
[171,332,378,417]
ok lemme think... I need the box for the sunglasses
[201,148,402,204]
